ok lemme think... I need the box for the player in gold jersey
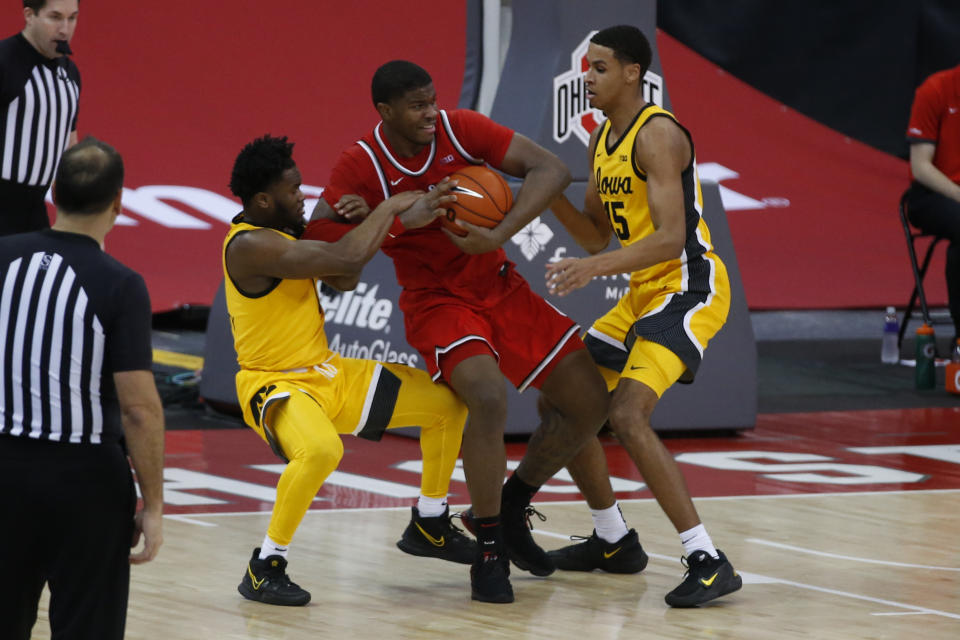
[545,26,742,607]
[224,135,472,606]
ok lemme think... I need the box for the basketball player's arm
[446,134,571,254]
[310,194,370,222]
[548,127,611,254]
[547,118,687,296]
[115,369,165,564]
[229,193,419,290]
[910,142,960,202]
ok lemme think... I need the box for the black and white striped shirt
[0,33,80,188]
[0,230,152,445]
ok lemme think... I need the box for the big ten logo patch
[553,31,664,146]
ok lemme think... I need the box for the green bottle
[915,323,936,390]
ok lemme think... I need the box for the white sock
[679,524,718,559]
[259,535,289,560]
[416,495,447,518]
[591,502,629,543]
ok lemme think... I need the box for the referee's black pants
[0,179,51,236]
[0,435,136,640]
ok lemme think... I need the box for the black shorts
[0,435,135,640]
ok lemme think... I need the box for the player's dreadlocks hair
[229,135,296,206]
[371,60,433,106]
[590,25,652,77]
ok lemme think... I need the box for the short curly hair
[229,135,296,206]
[590,25,652,77]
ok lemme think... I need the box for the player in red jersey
[906,63,960,342]
[303,60,610,603]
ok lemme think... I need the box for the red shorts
[401,274,583,391]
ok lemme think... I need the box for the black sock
[502,472,539,506]
[474,515,502,557]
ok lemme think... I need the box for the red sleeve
[322,145,387,209]
[448,110,515,167]
[907,74,942,144]
[302,217,354,243]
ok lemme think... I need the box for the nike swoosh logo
[700,572,719,587]
[629,365,646,370]
[390,177,404,186]
[603,547,622,559]
[248,566,266,590]
[415,523,446,547]
[452,186,483,199]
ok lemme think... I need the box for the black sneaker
[481,498,554,577]
[396,506,477,564]
[471,552,514,603]
[237,548,311,606]
[462,505,554,576]
[664,549,742,608]
[548,529,648,574]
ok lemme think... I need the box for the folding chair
[897,189,949,348]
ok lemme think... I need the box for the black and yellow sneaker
[237,548,311,606]
[396,506,478,564]
[471,551,514,603]
[664,549,742,608]
[547,529,648,574]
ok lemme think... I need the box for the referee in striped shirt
[0,137,164,640]
[0,0,81,236]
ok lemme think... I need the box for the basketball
[441,165,513,236]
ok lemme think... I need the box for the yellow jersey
[222,219,331,371]
[593,104,721,294]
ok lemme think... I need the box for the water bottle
[881,306,899,364]
[946,339,960,395]
[914,323,936,390]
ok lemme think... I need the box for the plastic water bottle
[946,339,960,395]
[881,306,899,364]
[915,323,936,390]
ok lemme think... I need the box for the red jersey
[907,64,960,183]
[304,109,516,304]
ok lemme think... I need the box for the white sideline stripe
[160,487,960,521]
[870,611,935,617]
[165,515,218,527]
[748,538,960,571]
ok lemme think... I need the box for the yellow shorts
[584,263,730,397]
[236,351,466,460]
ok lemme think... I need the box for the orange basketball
[441,165,513,236]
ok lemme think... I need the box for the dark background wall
[658,0,960,158]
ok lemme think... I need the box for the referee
[0,137,164,640]
[0,0,81,236]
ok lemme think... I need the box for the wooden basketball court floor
[30,406,960,639]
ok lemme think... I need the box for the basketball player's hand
[546,257,593,296]
[399,178,458,229]
[334,194,371,221]
[443,219,504,254]
[130,506,163,564]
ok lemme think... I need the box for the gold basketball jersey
[593,104,718,291]
[222,221,331,371]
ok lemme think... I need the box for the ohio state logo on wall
[553,32,665,146]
